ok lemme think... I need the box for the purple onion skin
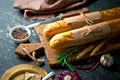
[54,70,81,80]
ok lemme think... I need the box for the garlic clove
[100,56,104,63]
[102,60,107,66]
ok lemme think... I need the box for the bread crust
[44,7,120,39]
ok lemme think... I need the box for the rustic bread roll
[50,18,120,49]
[43,7,120,38]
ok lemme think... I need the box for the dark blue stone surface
[0,0,120,80]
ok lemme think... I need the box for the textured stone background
[0,0,120,80]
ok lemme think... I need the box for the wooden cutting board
[34,24,120,68]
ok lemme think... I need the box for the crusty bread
[50,18,120,49]
[49,31,75,49]
[43,7,120,39]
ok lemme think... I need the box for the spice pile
[12,28,28,39]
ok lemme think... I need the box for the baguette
[43,7,120,38]
[50,18,120,49]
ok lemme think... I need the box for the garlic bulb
[100,54,114,67]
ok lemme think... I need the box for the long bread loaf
[43,7,120,38]
[50,18,120,49]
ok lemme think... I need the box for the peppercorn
[12,28,28,40]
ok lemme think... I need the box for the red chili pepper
[74,61,100,71]
[75,65,93,70]
[90,61,100,71]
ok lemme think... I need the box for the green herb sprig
[57,46,80,71]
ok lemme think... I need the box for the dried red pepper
[74,61,100,71]
[90,61,100,71]
[75,65,93,70]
